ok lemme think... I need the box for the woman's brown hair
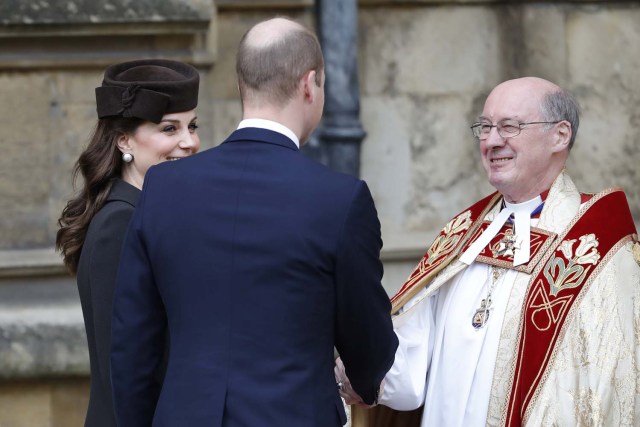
[56,117,143,273]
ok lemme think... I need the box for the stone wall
[0,0,638,425]
[357,1,640,294]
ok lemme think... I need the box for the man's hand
[334,357,381,408]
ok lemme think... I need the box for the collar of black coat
[107,178,141,207]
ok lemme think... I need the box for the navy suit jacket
[111,128,398,426]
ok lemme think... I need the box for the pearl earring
[122,153,133,163]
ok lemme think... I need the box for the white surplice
[379,256,522,426]
[380,203,540,426]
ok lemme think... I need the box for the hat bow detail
[95,85,170,123]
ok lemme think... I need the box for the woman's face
[119,110,200,189]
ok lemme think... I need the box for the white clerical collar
[459,194,543,267]
[237,118,300,148]
[503,195,543,215]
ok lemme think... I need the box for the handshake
[334,357,383,408]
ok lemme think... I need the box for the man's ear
[302,70,317,103]
[552,120,572,152]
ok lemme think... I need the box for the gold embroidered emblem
[421,210,472,268]
[633,241,640,267]
[544,234,601,297]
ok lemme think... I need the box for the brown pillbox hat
[95,59,199,123]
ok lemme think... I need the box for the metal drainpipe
[305,0,366,177]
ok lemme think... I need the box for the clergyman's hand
[334,357,378,407]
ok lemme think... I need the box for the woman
[56,59,201,427]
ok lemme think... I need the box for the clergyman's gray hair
[540,89,580,150]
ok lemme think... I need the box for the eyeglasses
[470,119,561,139]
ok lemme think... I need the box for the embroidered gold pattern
[634,280,640,397]
[633,241,640,267]
[390,207,481,314]
[529,284,573,331]
[522,237,637,425]
[421,210,472,268]
[544,234,601,297]
[572,389,604,426]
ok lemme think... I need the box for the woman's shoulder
[106,179,140,207]
[86,181,139,240]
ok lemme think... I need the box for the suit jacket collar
[107,178,141,207]
[222,127,299,152]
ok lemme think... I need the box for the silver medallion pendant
[472,298,491,329]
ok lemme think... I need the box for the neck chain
[470,196,544,329]
[472,265,506,329]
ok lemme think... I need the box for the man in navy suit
[110,17,398,426]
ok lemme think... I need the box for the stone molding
[0,0,214,69]
[216,0,616,7]
[0,275,86,379]
[357,0,617,4]
[0,250,81,380]
[0,249,66,278]
[0,244,425,275]
[0,304,87,379]
[216,0,312,9]
[0,0,212,25]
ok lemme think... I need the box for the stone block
[51,378,90,427]
[217,0,313,8]
[567,8,640,96]
[204,8,219,62]
[55,71,103,105]
[0,381,50,427]
[0,378,89,427]
[360,96,412,234]
[0,1,213,70]
[205,12,245,99]
[0,73,50,142]
[0,77,53,248]
[404,95,493,231]
[359,0,495,4]
[566,92,640,221]
[211,99,243,146]
[0,249,65,277]
[0,302,88,379]
[0,72,55,248]
[0,0,211,26]
[520,4,568,83]
[564,7,640,222]
[359,7,501,96]
[362,92,492,235]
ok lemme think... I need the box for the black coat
[111,128,399,427]
[76,179,140,427]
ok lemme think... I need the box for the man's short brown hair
[236,19,324,107]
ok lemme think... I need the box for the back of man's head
[236,17,324,109]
